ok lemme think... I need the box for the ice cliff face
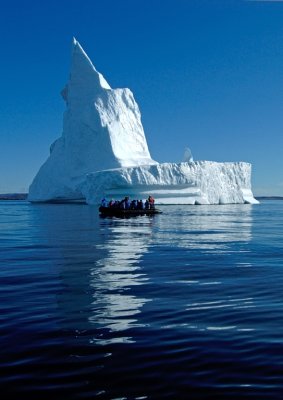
[82,161,257,205]
[28,38,156,202]
[28,39,258,205]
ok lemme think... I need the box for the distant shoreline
[255,196,283,201]
[1,194,283,201]
[0,193,28,200]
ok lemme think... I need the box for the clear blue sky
[1,0,283,195]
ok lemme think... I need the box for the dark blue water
[0,200,283,399]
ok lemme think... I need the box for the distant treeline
[0,193,28,200]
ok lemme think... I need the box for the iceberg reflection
[29,204,153,345]
[88,217,153,343]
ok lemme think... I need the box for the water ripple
[1,201,283,398]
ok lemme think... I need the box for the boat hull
[98,206,162,217]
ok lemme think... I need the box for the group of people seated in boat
[101,195,155,210]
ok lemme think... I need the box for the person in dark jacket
[101,198,107,207]
[137,200,143,209]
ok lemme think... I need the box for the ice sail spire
[28,38,157,202]
[183,147,193,162]
[61,38,156,170]
[70,37,111,92]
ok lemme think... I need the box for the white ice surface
[82,161,259,205]
[28,39,258,205]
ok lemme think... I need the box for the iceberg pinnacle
[69,37,111,93]
[28,39,258,205]
[28,39,157,202]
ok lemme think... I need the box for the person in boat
[130,199,138,209]
[120,196,131,210]
[101,197,107,207]
[148,195,155,209]
[137,199,144,210]
[125,196,131,209]
[145,199,149,209]
[108,199,115,208]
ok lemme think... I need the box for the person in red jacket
[148,195,155,209]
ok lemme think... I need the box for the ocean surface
[0,200,283,399]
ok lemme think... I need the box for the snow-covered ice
[28,39,258,205]
[82,161,258,205]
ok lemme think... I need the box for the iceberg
[83,162,257,205]
[28,39,258,205]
